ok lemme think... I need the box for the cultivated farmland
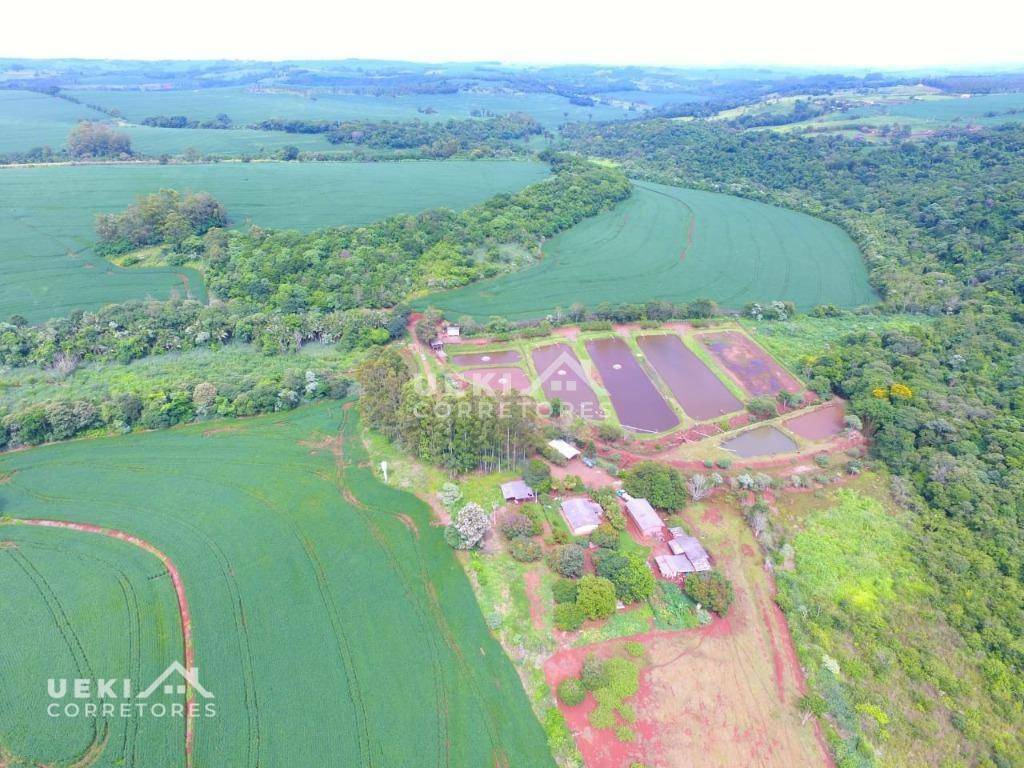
[59,86,630,130]
[0,404,555,767]
[418,181,877,319]
[0,159,548,321]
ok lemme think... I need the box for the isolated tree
[687,473,713,501]
[68,121,132,158]
[576,575,616,620]
[452,502,490,549]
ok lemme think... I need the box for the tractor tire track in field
[8,538,145,766]
[5,519,197,768]
[4,546,109,766]
[335,410,518,768]
[324,419,451,768]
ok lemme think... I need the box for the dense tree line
[563,119,1024,763]
[0,300,404,368]
[354,348,538,473]
[0,364,351,453]
[189,155,629,312]
[140,113,233,129]
[252,113,543,157]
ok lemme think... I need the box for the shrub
[438,482,463,507]
[684,570,734,616]
[501,513,535,540]
[443,525,466,549]
[747,396,778,419]
[554,603,586,631]
[624,641,644,658]
[524,458,552,489]
[813,453,831,468]
[716,457,733,469]
[509,538,543,562]
[552,577,579,604]
[597,423,623,442]
[549,543,585,578]
[615,725,637,742]
[589,524,619,550]
[580,654,609,690]
[576,575,617,620]
[557,677,586,706]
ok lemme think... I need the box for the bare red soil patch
[702,331,803,397]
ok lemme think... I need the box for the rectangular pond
[637,334,743,420]
[458,367,531,394]
[702,331,802,396]
[720,426,797,458]
[531,344,604,419]
[585,337,679,433]
[450,349,521,366]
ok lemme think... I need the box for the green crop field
[0,90,100,154]
[60,86,630,129]
[417,180,877,320]
[0,90,341,157]
[0,159,548,322]
[0,404,554,767]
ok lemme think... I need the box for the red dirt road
[545,503,833,768]
[9,518,196,768]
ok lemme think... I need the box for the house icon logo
[139,661,215,699]
[531,346,604,419]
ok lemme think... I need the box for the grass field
[0,159,548,321]
[0,90,99,154]
[60,86,630,129]
[417,181,876,320]
[0,90,336,156]
[0,404,555,767]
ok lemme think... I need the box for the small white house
[445,324,461,337]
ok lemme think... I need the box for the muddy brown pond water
[585,337,678,433]
[637,334,743,421]
[720,426,797,458]
[531,343,604,419]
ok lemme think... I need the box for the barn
[625,498,663,537]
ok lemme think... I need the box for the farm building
[668,535,712,572]
[559,497,603,536]
[446,324,461,337]
[501,480,535,503]
[429,338,445,351]
[625,498,663,537]
[548,439,581,461]
[655,555,697,579]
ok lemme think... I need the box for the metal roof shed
[626,498,663,537]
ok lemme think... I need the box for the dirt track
[544,502,833,768]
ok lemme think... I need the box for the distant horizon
[7,0,1024,72]
[4,56,1024,78]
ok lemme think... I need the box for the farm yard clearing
[0,404,554,767]
[0,159,548,322]
[417,181,877,320]
[542,502,832,768]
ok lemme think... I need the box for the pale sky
[7,0,1024,70]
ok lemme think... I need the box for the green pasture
[0,159,548,322]
[418,181,877,320]
[60,86,629,129]
[0,404,554,767]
